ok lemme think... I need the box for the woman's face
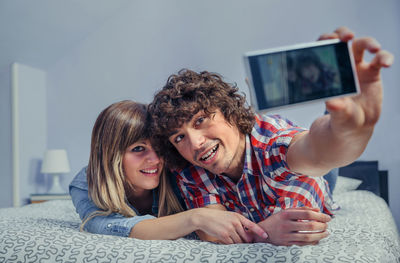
[301,64,320,83]
[122,139,163,196]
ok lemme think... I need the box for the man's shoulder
[250,114,305,149]
[251,114,287,139]
[254,113,298,131]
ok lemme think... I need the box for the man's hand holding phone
[320,27,394,132]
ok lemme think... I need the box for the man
[148,27,393,246]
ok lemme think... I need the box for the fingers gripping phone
[244,39,360,112]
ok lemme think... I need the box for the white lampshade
[41,149,70,174]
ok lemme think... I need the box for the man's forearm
[254,207,331,246]
[287,114,373,177]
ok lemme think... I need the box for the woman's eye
[175,135,184,144]
[131,146,145,152]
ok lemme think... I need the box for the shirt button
[224,202,230,207]
[249,208,255,212]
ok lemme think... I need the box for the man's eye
[131,146,145,152]
[175,135,184,144]
[195,116,205,126]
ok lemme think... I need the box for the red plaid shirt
[172,114,338,223]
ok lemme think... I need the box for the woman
[293,50,339,102]
[69,100,268,244]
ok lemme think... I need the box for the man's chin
[197,162,220,174]
[204,165,227,175]
[196,156,231,175]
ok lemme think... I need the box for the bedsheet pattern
[0,191,399,262]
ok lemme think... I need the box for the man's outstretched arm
[287,26,394,177]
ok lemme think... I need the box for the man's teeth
[201,145,218,161]
[141,169,157,174]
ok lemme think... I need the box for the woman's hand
[253,207,331,246]
[192,206,268,244]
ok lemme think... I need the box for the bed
[1,161,399,262]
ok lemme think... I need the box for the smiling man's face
[169,109,246,178]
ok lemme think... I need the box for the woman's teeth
[141,169,157,174]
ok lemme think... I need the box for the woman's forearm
[129,209,199,240]
[129,206,268,244]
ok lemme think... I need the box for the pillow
[338,161,380,196]
[333,176,362,195]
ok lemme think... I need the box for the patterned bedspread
[0,190,399,262]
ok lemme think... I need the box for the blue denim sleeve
[69,168,156,237]
[323,168,339,193]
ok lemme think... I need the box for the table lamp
[41,149,70,194]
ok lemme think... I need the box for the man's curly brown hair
[148,69,255,169]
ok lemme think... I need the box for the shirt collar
[243,134,253,175]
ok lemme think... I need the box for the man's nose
[187,130,205,150]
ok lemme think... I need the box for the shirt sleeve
[257,115,338,216]
[259,114,307,173]
[167,171,189,210]
[173,166,222,209]
[69,168,155,237]
[267,175,338,216]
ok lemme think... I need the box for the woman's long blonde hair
[81,100,183,230]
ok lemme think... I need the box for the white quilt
[0,190,399,262]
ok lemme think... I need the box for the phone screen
[245,40,359,111]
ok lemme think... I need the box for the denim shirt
[69,167,158,237]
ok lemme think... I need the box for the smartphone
[243,39,360,112]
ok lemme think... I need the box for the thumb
[325,96,358,124]
[325,97,348,113]
[240,217,268,239]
